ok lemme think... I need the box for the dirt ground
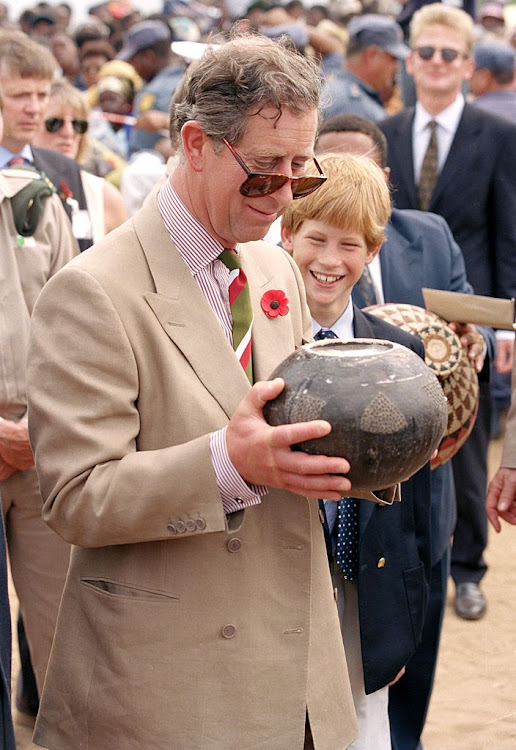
[8,435,516,750]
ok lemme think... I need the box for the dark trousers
[450,382,490,586]
[389,547,450,750]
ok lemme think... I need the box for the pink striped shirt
[157,177,266,514]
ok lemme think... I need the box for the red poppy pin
[59,180,73,200]
[261,289,289,318]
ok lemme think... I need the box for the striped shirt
[157,177,265,514]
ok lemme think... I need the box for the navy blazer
[380,104,516,300]
[351,306,431,694]
[353,208,495,566]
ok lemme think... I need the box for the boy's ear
[280,224,293,253]
[365,242,382,264]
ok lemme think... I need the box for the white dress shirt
[412,94,465,183]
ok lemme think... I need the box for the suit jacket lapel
[134,192,250,421]
[430,105,480,209]
[391,110,419,208]
[381,217,424,306]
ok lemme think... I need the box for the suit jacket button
[221,624,236,639]
[175,521,186,533]
[185,520,196,532]
[377,557,386,568]
[167,523,177,534]
[196,518,206,530]
[227,538,241,552]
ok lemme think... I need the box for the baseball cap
[117,20,171,61]
[348,14,409,60]
[474,41,515,73]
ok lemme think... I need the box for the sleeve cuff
[209,428,268,515]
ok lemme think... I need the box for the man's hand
[134,110,169,133]
[0,419,34,471]
[486,467,516,532]
[226,378,352,500]
[0,454,16,481]
[448,322,485,373]
[494,338,514,375]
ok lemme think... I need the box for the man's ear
[365,242,382,264]
[280,224,293,253]
[181,120,207,172]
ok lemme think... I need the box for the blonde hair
[282,152,391,250]
[48,78,90,164]
[410,4,475,57]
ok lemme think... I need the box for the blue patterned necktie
[314,328,338,341]
[315,328,359,579]
[335,498,359,579]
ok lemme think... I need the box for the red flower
[261,289,289,318]
[60,180,73,200]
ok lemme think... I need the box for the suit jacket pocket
[81,578,179,602]
[403,562,429,648]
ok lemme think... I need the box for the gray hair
[170,34,322,152]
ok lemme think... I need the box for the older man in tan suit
[27,36,358,749]
[486,346,516,531]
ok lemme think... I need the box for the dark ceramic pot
[264,338,448,490]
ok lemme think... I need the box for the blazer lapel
[241,244,300,382]
[430,105,481,209]
[134,192,250,420]
[391,110,419,208]
[381,218,424,306]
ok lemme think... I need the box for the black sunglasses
[44,117,89,135]
[222,138,326,200]
[414,46,463,63]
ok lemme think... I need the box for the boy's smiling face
[282,219,380,328]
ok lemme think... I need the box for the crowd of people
[0,0,515,749]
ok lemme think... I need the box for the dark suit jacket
[353,208,495,566]
[380,104,516,300]
[351,306,431,694]
[32,147,92,252]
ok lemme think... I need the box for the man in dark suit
[379,3,516,626]
[315,113,492,750]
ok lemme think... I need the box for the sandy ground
[8,435,516,750]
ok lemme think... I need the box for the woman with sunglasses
[34,78,127,242]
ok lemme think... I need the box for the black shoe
[454,582,487,620]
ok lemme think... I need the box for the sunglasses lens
[441,48,459,62]
[240,174,288,197]
[292,176,326,199]
[73,120,88,135]
[417,47,435,60]
[45,117,63,133]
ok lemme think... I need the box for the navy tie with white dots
[314,328,359,580]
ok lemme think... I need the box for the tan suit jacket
[27,191,357,749]
[501,355,516,468]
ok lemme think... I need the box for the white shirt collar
[414,93,465,136]
[312,301,355,340]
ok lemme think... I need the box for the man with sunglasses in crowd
[380,0,516,694]
[26,35,361,749]
[0,32,93,253]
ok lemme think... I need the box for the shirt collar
[157,176,239,276]
[312,301,355,340]
[0,144,34,169]
[414,93,465,135]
